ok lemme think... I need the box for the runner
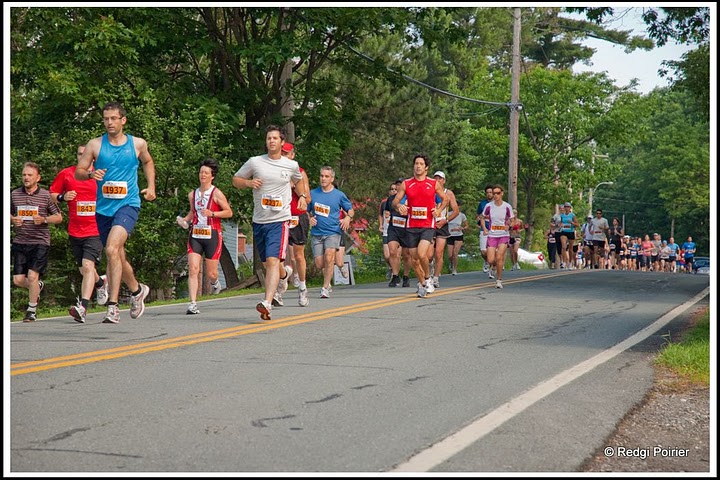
[429,171,459,288]
[233,125,306,321]
[49,144,109,323]
[281,142,312,307]
[385,178,412,288]
[475,184,494,273]
[558,202,579,270]
[308,166,354,298]
[11,162,63,322]
[393,154,447,298]
[176,158,233,315]
[480,184,513,289]
[76,101,156,324]
[446,202,468,275]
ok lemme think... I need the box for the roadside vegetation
[656,308,710,385]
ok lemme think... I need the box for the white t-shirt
[235,154,302,224]
[482,201,513,238]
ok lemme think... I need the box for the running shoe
[278,265,293,295]
[130,283,150,319]
[186,302,200,315]
[320,287,330,298]
[38,280,45,295]
[291,272,300,288]
[272,290,284,307]
[23,310,37,322]
[432,276,440,289]
[69,298,86,323]
[211,280,222,295]
[488,268,496,280]
[96,275,109,305]
[402,276,410,288]
[102,304,120,324]
[341,264,349,278]
[298,287,309,307]
[388,275,400,287]
[482,264,490,273]
[416,282,427,298]
[425,278,435,294]
[451,268,457,276]
[515,263,521,270]
[496,280,503,289]
[256,300,272,321]
[560,262,566,269]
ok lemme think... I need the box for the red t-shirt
[404,177,437,229]
[49,166,99,238]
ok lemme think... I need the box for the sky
[565,7,698,94]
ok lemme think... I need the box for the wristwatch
[299,193,307,199]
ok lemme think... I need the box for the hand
[141,187,156,201]
[176,216,189,229]
[64,190,78,201]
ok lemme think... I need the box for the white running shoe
[488,268,496,280]
[130,283,150,319]
[417,282,427,298]
[451,268,457,276]
[496,280,503,289]
[298,287,309,307]
[425,278,435,294]
[291,272,300,288]
[69,298,86,323]
[432,276,440,289]
[320,287,330,299]
[482,263,490,273]
[515,263,521,270]
[277,265,293,295]
[256,300,272,321]
[211,279,222,295]
[186,302,200,315]
[102,304,120,324]
[341,264,349,278]
[272,290,284,307]
[96,275,109,305]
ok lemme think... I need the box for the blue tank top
[95,134,141,216]
[559,212,576,232]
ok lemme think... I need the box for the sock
[81,298,89,309]
[27,303,37,312]
[132,287,142,296]
[108,301,118,307]
[95,278,105,289]
[299,281,306,290]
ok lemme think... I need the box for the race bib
[491,225,506,231]
[76,201,96,216]
[17,205,38,221]
[261,194,284,211]
[391,216,406,228]
[450,225,462,235]
[102,181,128,199]
[411,206,427,219]
[191,224,212,239]
[289,215,299,229]
[314,203,330,217]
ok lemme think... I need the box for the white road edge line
[390,287,710,472]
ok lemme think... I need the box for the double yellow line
[11,272,571,376]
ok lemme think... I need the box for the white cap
[433,171,446,179]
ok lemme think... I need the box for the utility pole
[280,7,295,142]
[508,7,521,209]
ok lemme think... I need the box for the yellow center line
[11,271,576,376]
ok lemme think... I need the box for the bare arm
[75,138,101,181]
[136,138,156,201]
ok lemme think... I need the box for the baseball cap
[433,171,445,179]
[281,142,294,153]
[587,215,592,219]
[395,177,404,184]
[564,202,572,207]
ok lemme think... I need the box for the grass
[655,308,710,386]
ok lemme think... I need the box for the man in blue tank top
[76,101,156,324]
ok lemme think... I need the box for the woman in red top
[177,158,233,314]
[640,234,654,272]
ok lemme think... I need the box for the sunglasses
[493,191,502,195]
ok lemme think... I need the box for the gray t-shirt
[590,217,609,241]
[235,154,302,224]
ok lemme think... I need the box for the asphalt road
[8,269,710,474]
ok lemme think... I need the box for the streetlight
[588,181,613,216]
